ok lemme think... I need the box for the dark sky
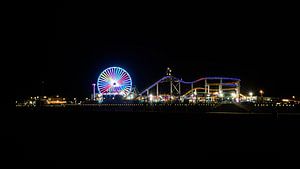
[18,2,299,98]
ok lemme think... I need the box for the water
[13,109,300,168]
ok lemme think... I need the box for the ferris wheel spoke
[116,68,121,80]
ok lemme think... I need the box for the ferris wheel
[97,67,132,96]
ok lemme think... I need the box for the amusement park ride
[94,67,241,104]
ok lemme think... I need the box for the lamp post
[92,83,96,101]
[230,92,237,103]
[259,90,264,103]
[249,92,253,102]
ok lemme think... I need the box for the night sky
[18,2,299,98]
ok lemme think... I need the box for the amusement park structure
[94,67,241,103]
[137,68,240,103]
[16,66,300,110]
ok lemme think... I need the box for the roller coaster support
[236,81,240,102]
[170,80,172,100]
[207,84,210,95]
[156,84,159,98]
[179,81,181,95]
[219,79,223,94]
[205,79,208,94]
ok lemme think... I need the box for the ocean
[14,107,300,168]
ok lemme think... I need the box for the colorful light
[97,67,132,96]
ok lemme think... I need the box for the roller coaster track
[139,76,240,96]
[182,87,238,97]
[182,87,205,96]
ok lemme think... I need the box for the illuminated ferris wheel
[97,67,132,96]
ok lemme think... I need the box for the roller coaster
[137,75,240,103]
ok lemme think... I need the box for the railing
[16,102,299,113]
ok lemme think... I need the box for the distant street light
[259,90,264,103]
[249,92,253,102]
[259,90,264,97]
[149,94,153,102]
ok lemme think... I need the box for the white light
[231,93,236,98]
[249,92,253,96]
[111,80,119,87]
[149,94,153,101]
